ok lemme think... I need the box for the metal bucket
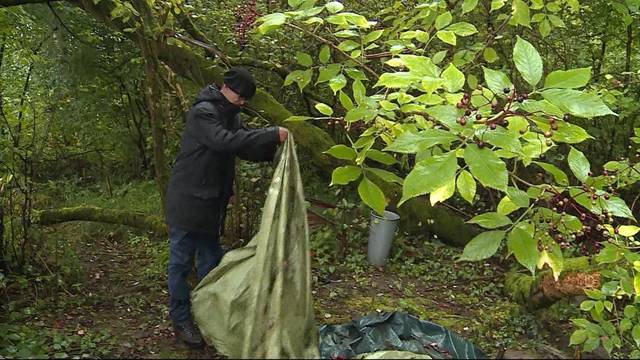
[367,210,400,266]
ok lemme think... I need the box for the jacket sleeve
[237,123,280,162]
[187,104,280,154]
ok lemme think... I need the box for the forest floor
[2,220,580,359]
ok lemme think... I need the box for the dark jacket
[165,85,280,234]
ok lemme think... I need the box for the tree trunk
[505,257,600,310]
[37,206,167,235]
[133,0,169,213]
[625,24,633,85]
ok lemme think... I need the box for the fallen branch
[36,206,167,235]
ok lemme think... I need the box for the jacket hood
[194,85,225,105]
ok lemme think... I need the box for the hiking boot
[174,320,204,348]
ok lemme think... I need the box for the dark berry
[459,118,467,126]
[465,109,472,116]
[503,88,510,94]
[591,194,598,200]
[551,122,559,130]
[476,114,482,120]
[477,141,485,148]
[604,193,610,200]
[489,123,497,130]
[563,113,570,121]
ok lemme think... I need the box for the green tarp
[191,137,486,359]
[319,312,487,359]
[191,136,319,358]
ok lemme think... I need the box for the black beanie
[223,67,256,99]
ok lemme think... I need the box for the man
[165,67,287,348]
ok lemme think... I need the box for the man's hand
[278,127,289,143]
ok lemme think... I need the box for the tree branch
[37,206,167,235]
[0,0,60,7]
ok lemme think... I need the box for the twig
[286,23,379,79]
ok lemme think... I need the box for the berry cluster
[533,169,623,255]
[234,0,258,49]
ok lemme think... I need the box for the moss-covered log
[505,257,600,310]
[37,206,167,235]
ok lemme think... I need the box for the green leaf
[583,336,600,353]
[397,55,440,77]
[491,0,505,11]
[400,152,458,205]
[366,149,397,165]
[534,161,569,186]
[457,170,476,204]
[507,187,529,207]
[441,64,465,92]
[338,91,354,110]
[317,64,341,83]
[602,337,614,355]
[539,19,551,37]
[296,51,313,67]
[284,115,313,122]
[460,231,505,261]
[569,330,588,345]
[512,0,531,27]
[325,1,344,13]
[384,129,457,153]
[481,127,523,154]
[324,144,356,160]
[632,324,640,347]
[552,122,593,144]
[432,50,447,65]
[375,72,421,88]
[544,68,591,89]
[435,11,452,30]
[621,318,633,332]
[568,146,590,182]
[513,36,542,87]
[315,103,334,116]
[338,40,360,52]
[483,67,513,96]
[468,212,512,229]
[319,45,331,64]
[624,305,637,319]
[547,242,564,280]
[464,144,508,191]
[329,74,348,94]
[508,226,538,275]
[364,30,384,43]
[483,47,499,63]
[358,177,386,215]
[425,105,459,128]
[497,196,519,215]
[331,165,362,185]
[447,22,477,36]
[436,30,456,45]
[541,89,616,118]
[462,0,478,14]
[430,177,456,205]
[366,168,403,184]
[580,300,596,311]
[619,226,640,237]
[258,13,287,34]
[605,197,634,220]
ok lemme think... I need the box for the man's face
[221,85,248,107]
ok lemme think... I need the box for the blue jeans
[167,227,224,325]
